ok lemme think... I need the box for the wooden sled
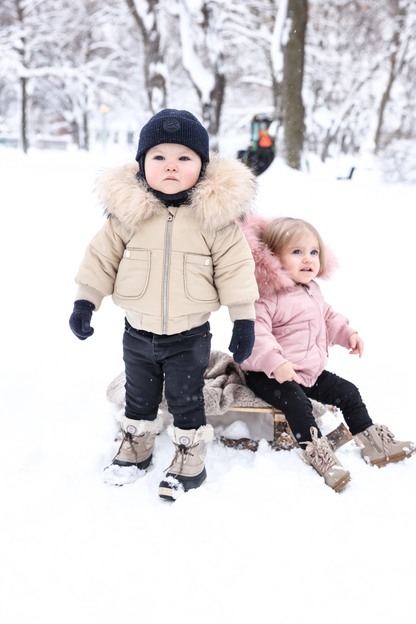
[219,405,352,452]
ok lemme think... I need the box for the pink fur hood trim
[240,214,339,298]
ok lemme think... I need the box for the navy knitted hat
[135,109,210,166]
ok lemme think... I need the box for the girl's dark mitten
[69,300,95,340]
[228,319,255,364]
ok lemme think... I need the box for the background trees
[281,0,308,169]
[0,0,415,176]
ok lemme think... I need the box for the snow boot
[158,424,214,501]
[354,424,416,467]
[103,413,164,486]
[302,427,351,492]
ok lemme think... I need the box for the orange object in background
[258,130,272,147]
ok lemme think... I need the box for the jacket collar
[95,152,257,234]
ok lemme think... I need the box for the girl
[240,215,415,492]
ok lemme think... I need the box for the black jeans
[123,320,212,430]
[245,369,373,447]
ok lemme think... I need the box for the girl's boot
[103,412,164,486]
[158,424,214,500]
[302,427,350,492]
[354,424,415,467]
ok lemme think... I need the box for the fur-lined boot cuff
[120,412,165,435]
[167,423,214,444]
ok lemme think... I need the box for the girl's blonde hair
[262,217,326,277]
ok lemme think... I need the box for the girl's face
[280,231,320,284]
[144,143,201,194]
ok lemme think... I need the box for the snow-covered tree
[304,0,416,162]
[174,0,225,143]
[0,0,51,152]
[0,0,143,149]
[125,0,168,113]
[0,0,414,173]
[271,0,308,169]
[33,0,139,149]
[374,0,416,152]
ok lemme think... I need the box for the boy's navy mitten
[69,300,95,340]
[228,320,255,364]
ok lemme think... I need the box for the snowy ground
[1,143,415,624]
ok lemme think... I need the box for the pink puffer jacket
[239,215,357,387]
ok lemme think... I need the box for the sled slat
[222,405,352,453]
[227,405,286,421]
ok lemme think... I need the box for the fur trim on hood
[240,214,338,298]
[95,152,257,234]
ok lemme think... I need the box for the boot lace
[165,442,199,477]
[376,424,396,461]
[113,430,144,464]
[303,427,335,474]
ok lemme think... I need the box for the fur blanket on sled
[106,350,327,419]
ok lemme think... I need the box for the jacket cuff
[228,301,256,322]
[333,325,358,349]
[75,284,106,311]
[256,351,288,379]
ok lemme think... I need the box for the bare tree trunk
[268,56,283,153]
[178,0,226,145]
[282,0,307,170]
[83,111,89,150]
[71,120,80,148]
[265,44,282,113]
[213,74,226,137]
[270,68,283,121]
[374,1,408,153]
[15,0,29,153]
[321,129,335,163]
[20,76,28,153]
[200,1,226,141]
[374,60,397,154]
[125,0,167,114]
[202,71,226,140]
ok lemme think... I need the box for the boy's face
[144,143,202,194]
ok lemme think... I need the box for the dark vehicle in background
[237,113,276,175]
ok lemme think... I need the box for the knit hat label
[163,118,181,133]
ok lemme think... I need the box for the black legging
[245,369,373,447]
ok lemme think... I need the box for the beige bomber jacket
[75,153,259,335]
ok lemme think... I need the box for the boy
[69,109,259,499]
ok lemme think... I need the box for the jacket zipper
[302,284,313,298]
[301,282,327,370]
[163,214,173,334]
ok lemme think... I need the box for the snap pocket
[183,254,218,303]
[115,249,151,299]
